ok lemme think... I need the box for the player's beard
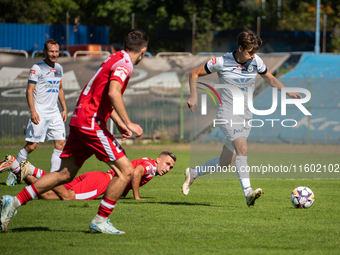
[135,52,144,65]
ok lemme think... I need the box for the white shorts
[217,115,252,154]
[25,114,66,143]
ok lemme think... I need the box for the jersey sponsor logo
[237,65,247,69]
[30,70,36,74]
[114,65,130,82]
[50,69,57,72]
[212,58,217,65]
[46,80,60,92]
[233,78,252,84]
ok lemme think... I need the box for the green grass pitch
[0,145,339,254]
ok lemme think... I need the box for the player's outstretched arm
[108,80,143,137]
[131,165,145,200]
[188,64,209,112]
[260,71,302,99]
[58,81,67,122]
[26,82,40,124]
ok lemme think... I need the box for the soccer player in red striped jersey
[1,29,149,234]
[3,151,176,201]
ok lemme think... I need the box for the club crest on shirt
[247,65,253,72]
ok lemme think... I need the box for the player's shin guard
[97,196,117,219]
[50,148,62,172]
[235,155,251,195]
[16,184,40,206]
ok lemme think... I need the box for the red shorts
[64,171,112,200]
[61,126,126,167]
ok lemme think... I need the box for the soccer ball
[290,186,315,209]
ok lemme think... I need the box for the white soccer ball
[290,186,315,209]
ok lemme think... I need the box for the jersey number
[113,140,123,153]
[83,67,103,95]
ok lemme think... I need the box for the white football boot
[0,195,17,232]
[245,188,263,207]
[181,167,196,196]
[0,155,16,174]
[89,218,125,234]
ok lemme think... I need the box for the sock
[16,147,29,164]
[33,167,47,178]
[196,157,220,177]
[96,196,117,219]
[235,155,251,196]
[50,148,62,172]
[10,159,21,174]
[16,184,40,206]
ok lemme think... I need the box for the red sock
[16,184,40,205]
[97,196,117,218]
[32,168,47,178]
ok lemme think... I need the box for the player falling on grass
[182,29,302,206]
[0,29,149,234]
[3,39,67,174]
[1,151,175,201]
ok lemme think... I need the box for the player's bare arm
[131,165,145,200]
[188,64,209,112]
[110,110,132,140]
[26,82,40,124]
[108,80,143,137]
[260,71,302,99]
[58,81,67,122]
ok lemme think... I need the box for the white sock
[16,147,28,164]
[50,148,62,172]
[195,157,220,177]
[235,155,251,196]
[93,214,106,223]
[10,159,21,174]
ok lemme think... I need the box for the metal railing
[73,51,111,58]
[156,52,193,57]
[0,49,28,58]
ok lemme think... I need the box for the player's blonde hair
[237,29,262,51]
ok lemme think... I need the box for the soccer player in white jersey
[182,29,302,206]
[0,39,67,175]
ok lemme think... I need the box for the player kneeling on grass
[0,151,176,201]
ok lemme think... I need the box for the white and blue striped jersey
[28,60,63,117]
[205,51,267,119]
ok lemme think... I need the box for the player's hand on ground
[135,197,145,200]
[61,110,67,122]
[31,111,40,124]
[187,96,197,112]
[287,92,302,99]
[127,123,143,138]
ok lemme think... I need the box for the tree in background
[1,0,340,53]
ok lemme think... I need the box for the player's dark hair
[237,29,262,51]
[124,29,149,53]
[159,151,176,162]
[44,39,59,51]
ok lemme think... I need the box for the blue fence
[0,23,109,52]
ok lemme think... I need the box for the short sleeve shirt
[70,50,133,130]
[28,60,63,117]
[205,52,267,119]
